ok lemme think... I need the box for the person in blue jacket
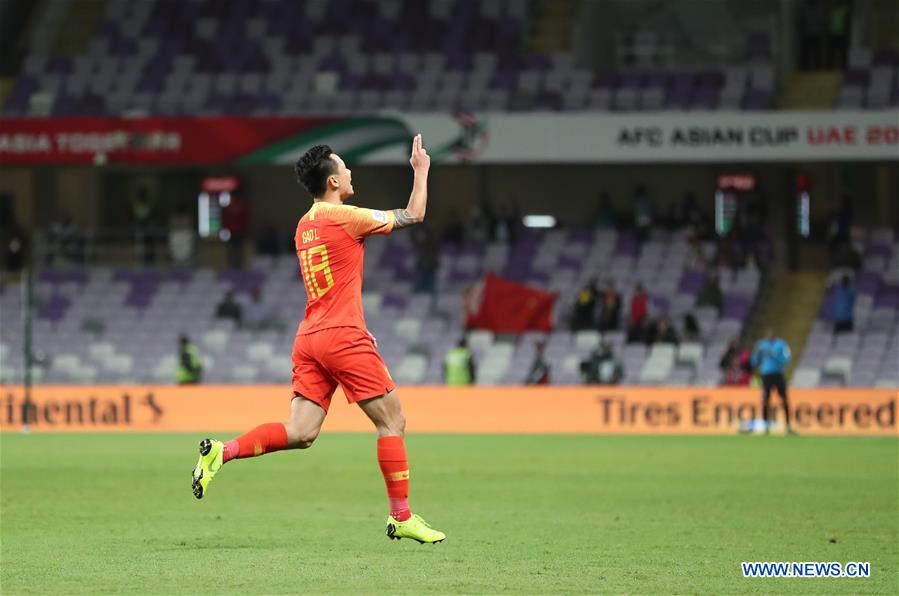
[831,274,856,333]
[751,328,796,434]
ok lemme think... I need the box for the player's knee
[384,411,405,436]
[286,420,319,449]
[295,427,319,449]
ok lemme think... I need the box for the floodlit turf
[1,433,897,594]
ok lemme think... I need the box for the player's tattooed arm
[391,208,420,230]
[394,133,428,229]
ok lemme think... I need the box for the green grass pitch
[1,433,897,594]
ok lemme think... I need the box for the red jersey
[629,292,648,327]
[295,202,395,335]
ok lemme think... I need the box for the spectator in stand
[680,191,704,228]
[412,227,439,294]
[628,283,649,338]
[720,338,751,386]
[827,194,854,253]
[645,317,680,346]
[687,243,708,271]
[633,185,654,243]
[717,230,744,272]
[745,249,763,274]
[580,341,624,385]
[696,272,724,312]
[592,192,617,229]
[799,0,827,70]
[686,221,713,270]
[2,215,27,272]
[444,338,476,386]
[627,319,648,344]
[221,191,249,268]
[466,204,490,244]
[831,241,862,271]
[491,198,519,244]
[831,274,856,333]
[688,220,715,244]
[47,214,84,265]
[683,313,702,342]
[442,213,465,245]
[244,287,278,330]
[176,335,203,385]
[828,0,850,69]
[525,341,550,385]
[256,225,282,257]
[215,290,243,327]
[746,187,768,236]
[572,280,597,331]
[597,280,622,332]
[131,186,157,264]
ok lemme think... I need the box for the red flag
[465,273,556,333]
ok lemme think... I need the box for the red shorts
[291,326,395,412]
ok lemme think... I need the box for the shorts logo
[371,210,388,224]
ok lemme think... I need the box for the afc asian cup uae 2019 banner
[0,385,895,436]
[1,110,897,165]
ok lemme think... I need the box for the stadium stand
[6,0,899,116]
[839,47,899,109]
[0,0,895,393]
[2,0,788,116]
[0,227,765,387]
[796,228,899,388]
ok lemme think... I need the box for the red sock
[222,423,288,464]
[377,436,411,521]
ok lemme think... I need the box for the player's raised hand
[409,133,430,173]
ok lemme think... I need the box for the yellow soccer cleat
[191,438,224,499]
[386,514,446,544]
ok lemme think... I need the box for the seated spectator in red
[629,283,649,330]
[720,339,751,386]
[525,341,550,385]
[626,284,649,342]
[597,280,622,332]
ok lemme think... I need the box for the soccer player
[191,135,445,544]
[751,328,796,435]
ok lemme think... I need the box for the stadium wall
[0,386,895,436]
[4,161,898,235]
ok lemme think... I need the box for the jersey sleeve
[338,206,395,239]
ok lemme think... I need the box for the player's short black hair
[294,145,336,198]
